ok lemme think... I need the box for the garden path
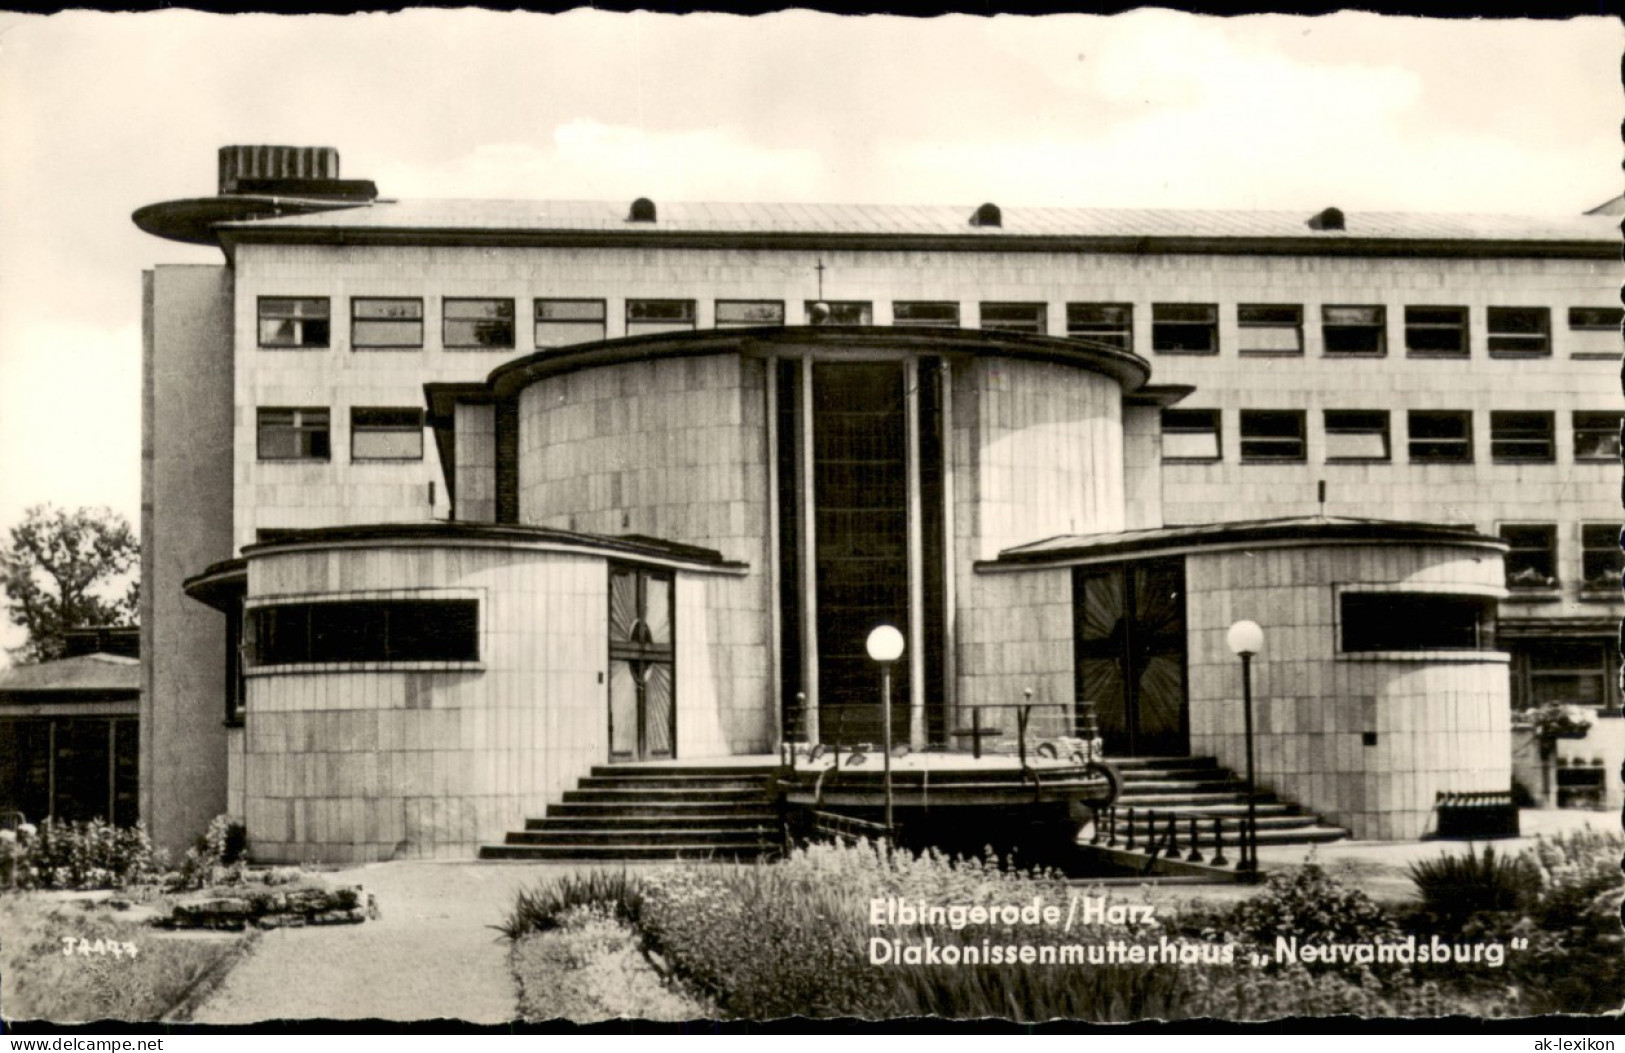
[192,861,579,1024]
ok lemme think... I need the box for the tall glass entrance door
[1074,558,1189,757]
[608,565,675,761]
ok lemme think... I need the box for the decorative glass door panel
[1074,558,1188,757]
[608,565,676,761]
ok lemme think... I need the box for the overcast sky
[0,9,1619,657]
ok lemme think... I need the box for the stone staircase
[1104,756,1348,847]
[479,763,783,861]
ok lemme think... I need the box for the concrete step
[480,842,780,862]
[560,786,770,804]
[529,811,779,830]
[591,764,778,779]
[506,826,777,847]
[548,800,781,818]
[577,775,774,790]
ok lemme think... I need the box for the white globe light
[1227,619,1264,657]
[865,624,906,663]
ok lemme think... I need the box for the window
[252,599,479,665]
[1160,409,1221,461]
[1404,306,1468,357]
[1499,524,1557,589]
[1574,411,1623,462]
[258,297,330,348]
[1065,303,1129,348]
[1239,410,1306,462]
[257,408,330,461]
[350,298,423,349]
[1238,305,1303,356]
[534,299,606,348]
[1487,307,1551,356]
[1490,411,1555,463]
[1568,307,1622,358]
[1322,305,1386,355]
[805,301,872,326]
[981,302,1047,334]
[1340,592,1494,652]
[715,300,785,329]
[1151,303,1218,354]
[1524,640,1613,710]
[893,302,960,327]
[626,299,696,337]
[1324,410,1390,462]
[1407,410,1472,463]
[1581,524,1622,590]
[443,298,514,349]
[350,408,424,461]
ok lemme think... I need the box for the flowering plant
[1514,702,1594,743]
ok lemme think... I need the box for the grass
[0,893,254,1023]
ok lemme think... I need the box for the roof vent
[219,145,340,195]
[1308,206,1346,231]
[628,197,657,222]
[971,202,1002,228]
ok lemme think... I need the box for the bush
[1229,862,1399,950]
[11,819,164,891]
[499,869,647,939]
[175,815,247,891]
[1408,843,1540,927]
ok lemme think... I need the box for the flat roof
[0,653,140,697]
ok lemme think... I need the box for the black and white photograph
[0,6,1620,1033]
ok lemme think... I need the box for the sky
[0,9,1619,659]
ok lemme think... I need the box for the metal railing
[1089,804,1259,877]
[780,692,1104,767]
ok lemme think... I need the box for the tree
[0,505,138,665]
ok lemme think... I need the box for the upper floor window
[1568,307,1622,359]
[252,599,479,666]
[535,299,607,348]
[258,297,330,349]
[1151,303,1218,354]
[1160,408,1221,461]
[443,298,515,349]
[1574,411,1623,462]
[626,299,696,337]
[1407,410,1473,464]
[1487,307,1551,357]
[1065,303,1129,349]
[1324,410,1391,462]
[893,302,960,327]
[257,408,330,462]
[1239,410,1307,463]
[981,302,1047,335]
[351,298,423,350]
[1322,305,1386,356]
[1581,524,1622,591]
[1404,306,1468,357]
[1499,524,1558,589]
[715,300,785,329]
[1490,411,1555,463]
[1237,305,1303,356]
[350,407,424,461]
[805,301,872,326]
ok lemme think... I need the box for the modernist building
[135,146,1620,860]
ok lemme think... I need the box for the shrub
[1408,843,1540,927]
[499,869,647,939]
[175,815,248,891]
[1229,862,1399,951]
[12,819,164,891]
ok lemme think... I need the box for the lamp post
[866,625,906,836]
[1226,619,1264,883]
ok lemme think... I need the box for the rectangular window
[715,300,785,328]
[981,302,1047,334]
[1322,305,1386,355]
[258,297,330,348]
[252,599,480,665]
[443,298,515,349]
[1568,307,1622,358]
[1160,409,1221,461]
[1407,410,1473,463]
[1151,303,1218,354]
[351,298,423,349]
[1340,592,1494,652]
[1404,306,1468,357]
[1238,304,1303,356]
[1526,640,1612,709]
[1574,411,1623,462]
[1487,307,1551,356]
[1065,303,1129,348]
[805,301,873,327]
[350,408,424,461]
[893,302,960,327]
[1324,410,1391,462]
[1581,524,1622,590]
[1490,411,1555,463]
[534,299,606,348]
[626,299,696,337]
[1500,524,1558,589]
[257,408,330,461]
[1239,410,1307,462]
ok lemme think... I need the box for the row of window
[257,408,424,462]
[1161,409,1622,465]
[1499,523,1622,591]
[259,296,1623,357]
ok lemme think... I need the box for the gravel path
[192,861,580,1024]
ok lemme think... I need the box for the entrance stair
[1103,755,1349,848]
